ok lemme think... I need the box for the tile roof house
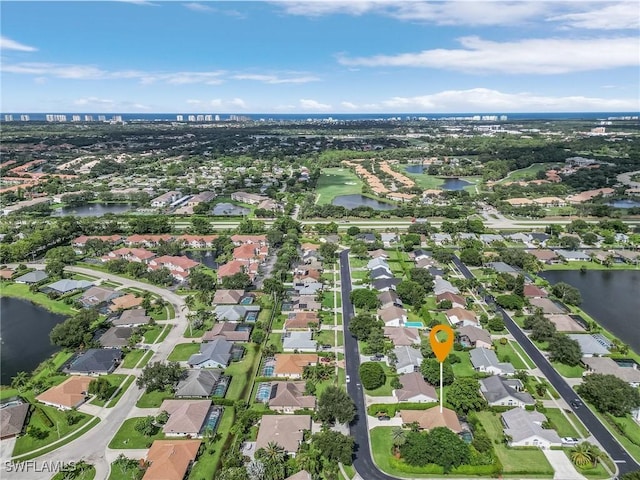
[230,234,268,246]
[45,279,93,294]
[394,372,437,403]
[66,349,122,375]
[14,270,48,284]
[0,401,30,439]
[526,249,560,264]
[479,376,535,407]
[79,286,120,308]
[528,298,566,315]
[202,322,251,342]
[212,289,245,305]
[501,409,561,449]
[393,346,423,374]
[160,399,212,436]
[255,415,311,456]
[274,354,318,379]
[567,334,611,356]
[377,306,408,327]
[177,234,219,248]
[457,326,492,349]
[188,338,233,368]
[290,295,321,311]
[445,307,478,327]
[282,331,318,352]
[102,247,155,263]
[378,290,403,309]
[400,406,462,433]
[175,369,222,397]
[470,348,515,376]
[214,305,260,322]
[582,357,640,387]
[285,312,320,330]
[36,376,93,410]
[293,282,323,296]
[523,284,548,298]
[126,234,174,246]
[109,293,143,312]
[369,249,388,259]
[217,260,257,281]
[383,327,420,347]
[98,327,133,348]
[143,439,201,480]
[112,309,151,327]
[436,292,466,309]
[72,234,122,248]
[233,244,268,263]
[268,382,316,413]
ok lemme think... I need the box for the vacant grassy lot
[449,349,475,377]
[1,283,76,315]
[167,342,200,361]
[90,374,128,407]
[544,408,581,438]
[136,388,173,408]
[316,167,364,205]
[552,361,585,378]
[121,349,146,368]
[494,341,529,370]
[108,417,166,449]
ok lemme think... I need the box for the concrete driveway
[543,449,587,480]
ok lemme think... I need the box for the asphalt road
[452,256,640,476]
[340,249,398,480]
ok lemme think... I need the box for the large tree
[408,268,434,292]
[317,386,356,425]
[318,242,339,263]
[221,272,252,290]
[424,427,471,472]
[446,378,486,414]
[348,313,380,340]
[396,280,426,307]
[359,362,386,390]
[548,334,582,366]
[551,282,582,306]
[310,430,354,465]
[136,361,185,392]
[49,309,98,348]
[576,374,640,416]
[350,288,380,310]
[460,248,483,266]
[421,358,454,386]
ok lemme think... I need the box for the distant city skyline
[1,1,639,113]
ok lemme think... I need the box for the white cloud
[233,73,320,84]
[341,101,358,109]
[184,2,214,13]
[230,98,247,109]
[547,2,639,30]
[338,36,640,74]
[275,1,385,17]
[116,0,159,6]
[1,36,37,52]
[380,88,639,112]
[186,99,203,105]
[72,97,150,111]
[299,98,332,111]
[74,97,115,106]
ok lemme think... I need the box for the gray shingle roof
[46,279,93,293]
[67,348,122,374]
[479,376,534,405]
[15,270,48,283]
[470,348,515,374]
[188,338,233,367]
[175,369,221,397]
[501,408,561,444]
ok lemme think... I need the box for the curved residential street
[4,265,189,480]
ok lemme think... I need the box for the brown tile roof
[212,289,244,304]
[109,293,143,312]
[143,440,201,480]
[202,322,250,342]
[395,372,437,402]
[274,354,318,377]
[255,415,311,454]
[383,327,420,346]
[268,382,316,409]
[160,400,211,435]
[436,292,466,306]
[0,402,29,438]
[36,376,93,409]
[285,312,320,330]
[527,249,559,261]
[445,307,477,323]
[400,406,462,432]
[0,269,14,280]
[523,284,548,298]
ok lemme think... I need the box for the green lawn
[32,351,75,382]
[562,451,610,479]
[316,167,364,205]
[542,261,635,271]
[267,333,284,353]
[224,344,259,401]
[592,408,640,463]
[188,407,234,480]
[142,325,163,344]
[475,411,554,475]
[183,318,214,338]
[156,325,172,343]
[106,375,136,408]
[52,464,96,480]
[322,291,341,309]
[90,374,128,407]
[108,459,144,480]
[167,342,200,361]
[342,463,356,479]
[551,362,585,378]
[497,163,560,184]
[494,341,529,370]
[71,273,99,282]
[364,364,397,396]
[402,170,446,190]
[349,257,368,268]
[0,388,19,400]
[121,349,146,369]
[0,283,76,315]
[544,408,581,438]
[510,340,536,369]
[108,417,166,449]
[101,280,121,288]
[370,427,444,476]
[449,350,475,377]
[136,389,173,408]
[316,330,336,348]
[13,405,94,456]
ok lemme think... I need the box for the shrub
[359,362,386,390]
[35,406,54,428]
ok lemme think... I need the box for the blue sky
[1,1,639,113]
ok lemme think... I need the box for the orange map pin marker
[429,324,454,363]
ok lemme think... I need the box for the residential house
[79,286,120,308]
[203,323,251,343]
[377,305,408,327]
[523,284,548,298]
[160,399,212,437]
[255,415,311,457]
[175,370,222,398]
[479,376,535,407]
[274,354,318,379]
[14,270,48,284]
[66,349,122,375]
[290,295,321,312]
[370,266,394,280]
[286,312,320,330]
[231,191,266,205]
[293,282,323,296]
[187,191,216,206]
[282,332,318,352]
[102,247,155,263]
[432,233,452,245]
[378,291,403,309]
[526,249,560,264]
[293,269,321,284]
[485,261,518,275]
[436,292,466,308]
[72,235,122,250]
[445,307,478,327]
[151,191,182,208]
[356,233,377,244]
[45,279,93,295]
[380,233,399,247]
[372,278,401,292]
[98,327,133,348]
[217,260,258,281]
[233,244,268,263]
[479,234,504,245]
[367,258,391,272]
[410,249,431,261]
[567,334,611,357]
[143,439,201,480]
[214,305,260,322]
[393,346,423,374]
[394,372,437,403]
[501,409,562,449]
[148,255,200,281]
[109,293,143,312]
[555,250,591,262]
[470,348,515,376]
[126,234,174,247]
[0,401,29,439]
[400,406,462,433]
[528,298,566,315]
[230,234,268,246]
[177,234,219,248]
[112,309,151,327]
[268,382,316,413]
[433,277,459,296]
[36,376,93,410]
[582,357,640,387]
[369,249,388,259]
[188,338,234,368]
[457,326,492,349]
[383,327,420,347]
[213,289,245,305]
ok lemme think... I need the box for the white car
[562,437,580,446]
[346,375,351,383]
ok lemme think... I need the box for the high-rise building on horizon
[4,114,13,121]
[20,114,29,121]
[176,115,184,121]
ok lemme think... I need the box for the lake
[184,250,218,269]
[212,203,250,216]
[441,178,473,190]
[0,297,67,385]
[52,202,133,217]
[540,270,640,354]
[405,165,426,174]
[332,194,396,210]
[608,199,640,209]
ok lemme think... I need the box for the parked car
[562,437,580,446]
[570,399,583,409]
[377,415,391,421]
[346,375,350,383]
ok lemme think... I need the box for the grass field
[510,341,536,369]
[188,407,235,480]
[449,350,476,377]
[167,342,200,361]
[494,341,529,370]
[592,408,640,463]
[364,363,397,396]
[543,261,637,271]
[106,375,136,408]
[89,374,128,407]
[476,411,554,475]
[316,167,364,205]
[497,163,560,184]
[143,325,163,343]
[121,349,146,368]
[402,169,445,190]
[544,408,581,438]
[225,345,259,401]
[108,417,166,449]
[552,361,585,378]
[136,389,173,408]
[0,283,76,315]
[52,464,96,480]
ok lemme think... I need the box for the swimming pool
[240,297,254,305]
[404,321,425,329]
[212,376,230,397]
[245,312,258,322]
[256,383,272,402]
[200,407,223,434]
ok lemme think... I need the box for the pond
[212,203,250,216]
[607,199,640,209]
[540,270,640,354]
[52,202,133,217]
[0,297,67,385]
[405,165,426,174]
[184,250,218,269]
[441,178,472,191]
[332,194,396,211]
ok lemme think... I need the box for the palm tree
[246,459,265,480]
[184,294,196,313]
[11,371,30,392]
[570,442,597,468]
[296,447,322,479]
[391,427,406,455]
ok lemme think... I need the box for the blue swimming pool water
[262,365,274,376]
[245,312,258,322]
[240,297,254,305]
[256,382,272,402]
[201,407,223,433]
[404,321,424,328]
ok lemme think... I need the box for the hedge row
[35,406,54,428]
